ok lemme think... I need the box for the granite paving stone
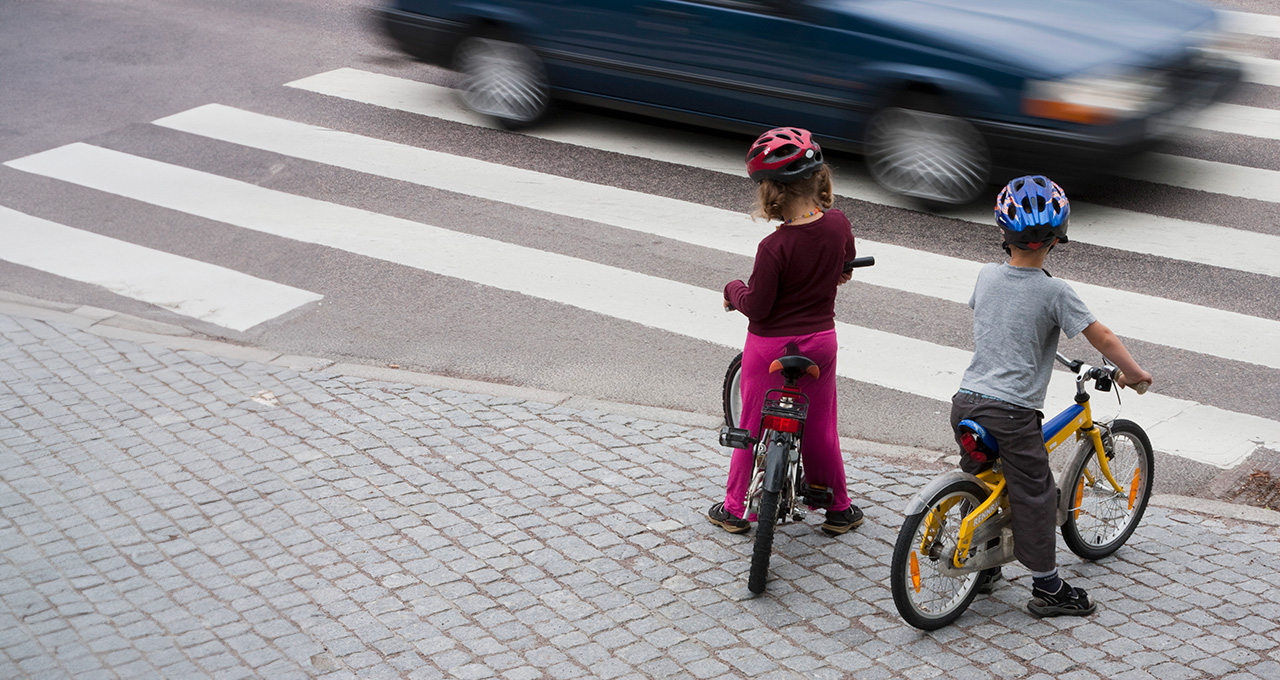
[2,312,1279,678]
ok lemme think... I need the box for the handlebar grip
[843,256,875,273]
[1117,371,1150,394]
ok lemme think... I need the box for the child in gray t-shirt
[953,176,1153,619]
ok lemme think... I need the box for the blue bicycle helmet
[995,175,1069,251]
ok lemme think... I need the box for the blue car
[375,0,1241,204]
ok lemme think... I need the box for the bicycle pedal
[719,425,757,449]
[800,483,834,508]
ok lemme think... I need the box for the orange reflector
[762,415,800,433]
[1023,99,1113,125]
[1074,478,1085,520]
[1128,469,1140,510]
[910,552,921,593]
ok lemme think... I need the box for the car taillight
[762,415,800,433]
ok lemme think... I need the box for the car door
[620,0,859,137]
[532,0,863,140]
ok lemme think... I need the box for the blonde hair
[753,165,834,222]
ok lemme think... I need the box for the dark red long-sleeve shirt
[724,209,856,337]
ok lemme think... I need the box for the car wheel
[454,34,550,128]
[864,98,990,206]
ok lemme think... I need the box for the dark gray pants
[950,391,1056,573]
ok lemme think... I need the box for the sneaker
[821,505,864,535]
[977,567,1003,594]
[1027,581,1096,618]
[707,503,750,534]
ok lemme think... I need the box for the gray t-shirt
[960,263,1096,409]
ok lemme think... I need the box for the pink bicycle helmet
[745,127,824,183]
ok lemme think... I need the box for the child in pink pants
[708,127,861,536]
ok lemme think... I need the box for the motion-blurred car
[375,0,1241,205]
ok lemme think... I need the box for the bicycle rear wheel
[1062,419,1154,560]
[890,480,987,630]
[722,352,743,428]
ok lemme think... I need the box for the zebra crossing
[0,205,321,332]
[2,17,1279,470]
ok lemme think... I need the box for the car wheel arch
[861,79,994,206]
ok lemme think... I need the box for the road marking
[1223,10,1280,39]
[1192,102,1280,141]
[1119,152,1280,204]
[1238,54,1280,87]
[150,105,1280,371]
[0,206,321,331]
[4,143,1276,467]
[286,68,1280,277]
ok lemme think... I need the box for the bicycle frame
[907,365,1133,576]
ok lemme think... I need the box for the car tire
[454,33,550,128]
[864,95,990,206]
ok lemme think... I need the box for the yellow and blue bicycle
[890,353,1153,630]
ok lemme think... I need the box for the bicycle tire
[748,433,789,594]
[1061,419,1154,560]
[722,352,743,428]
[748,487,779,594]
[890,479,988,630]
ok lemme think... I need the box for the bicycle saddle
[769,355,820,384]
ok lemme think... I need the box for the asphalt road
[2,0,1278,504]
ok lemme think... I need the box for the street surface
[2,1,1280,501]
[2,300,1278,679]
[1,0,1280,675]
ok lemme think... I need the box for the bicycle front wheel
[890,480,987,630]
[722,352,743,428]
[1062,419,1154,560]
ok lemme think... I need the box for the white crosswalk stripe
[1223,9,1280,39]
[1191,102,1280,141]
[147,104,1280,372]
[0,205,321,331]
[1120,153,1280,203]
[287,68,1280,279]
[5,142,1279,467]
[1238,54,1280,87]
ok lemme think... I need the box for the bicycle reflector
[957,419,998,464]
[762,415,801,433]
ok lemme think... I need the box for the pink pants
[722,329,849,518]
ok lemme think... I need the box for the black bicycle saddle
[769,355,820,384]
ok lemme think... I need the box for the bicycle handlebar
[1055,352,1149,394]
[843,256,875,272]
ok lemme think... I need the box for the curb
[3,290,1278,527]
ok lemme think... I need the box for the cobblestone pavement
[3,304,1280,680]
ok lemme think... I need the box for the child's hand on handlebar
[1117,369,1154,394]
[837,271,853,285]
[724,299,735,312]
